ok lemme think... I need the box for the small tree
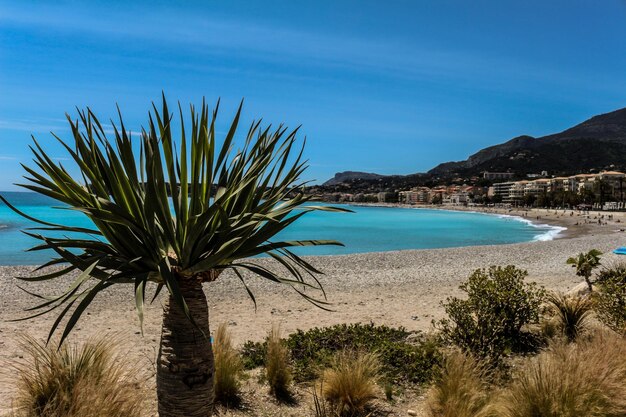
[567,249,602,292]
[437,266,545,363]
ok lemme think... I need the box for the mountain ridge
[428,107,626,175]
[323,107,626,185]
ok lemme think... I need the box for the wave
[532,225,567,241]
[406,207,568,242]
[494,213,567,241]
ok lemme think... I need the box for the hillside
[321,171,430,193]
[321,107,626,189]
[429,107,626,176]
[322,171,386,186]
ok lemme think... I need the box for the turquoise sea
[0,192,564,266]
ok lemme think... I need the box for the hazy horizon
[1,0,626,190]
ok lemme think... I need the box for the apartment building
[524,178,550,196]
[398,187,430,204]
[491,182,514,199]
[492,171,626,204]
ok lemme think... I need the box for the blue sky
[1,0,625,190]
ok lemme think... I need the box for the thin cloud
[0,118,144,138]
[0,2,614,94]
[0,119,68,133]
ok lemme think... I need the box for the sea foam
[494,213,566,241]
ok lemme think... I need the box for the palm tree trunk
[157,277,214,417]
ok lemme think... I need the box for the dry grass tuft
[487,331,626,417]
[10,335,143,417]
[546,292,593,342]
[427,350,489,417]
[213,323,243,405]
[312,383,341,417]
[266,324,292,399]
[321,350,380,416]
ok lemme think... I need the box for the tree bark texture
[157,277,214,417]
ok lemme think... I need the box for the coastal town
[312,170,626,211]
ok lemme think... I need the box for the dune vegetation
[9,337,143,417]
[6,257,626,416]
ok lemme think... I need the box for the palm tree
[566,249,602,292]
[0,96,349,416]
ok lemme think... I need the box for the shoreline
[0,231,622,344]
[343,202,626,240]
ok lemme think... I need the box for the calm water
[0,192,563,265]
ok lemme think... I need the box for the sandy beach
[1,208,625,413]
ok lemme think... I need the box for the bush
[321,350,380,416]
[594,263,626,333]
[241,339,266,370]
[265,325,292,399]
[213,323,243,405]
[242,323,441,384]
[436,266,545,363]
[546,293,593,342]
[487,331,626,417]
[427,351,489,417]
[567,249,602,292]
[11,336,143,417]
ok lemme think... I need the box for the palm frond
[2,95,351,345]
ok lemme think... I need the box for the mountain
[323,171,387,185]
[429,107,626,176]
[321,107,626,189]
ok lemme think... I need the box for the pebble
[407,410,417,416]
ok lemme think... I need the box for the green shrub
[241,323,441,384]
[594,263,626,333]
[436,266,545,363]
[241,339,266,370]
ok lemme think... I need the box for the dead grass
[427,350,489,417]
[9,335,143,417]
[312,383,341,417]
[214,323,243,405]
[487,330,626,417]
[320,350,380,416]
[265,324,292,400]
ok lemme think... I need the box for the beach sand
[1,209,625,414]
